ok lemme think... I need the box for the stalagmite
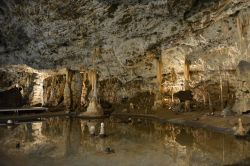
[82,70,103,116]
[85,98,103,115]
[7,119,13,125]
[99,122,106,137]
[130,103,134,110]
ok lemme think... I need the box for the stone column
[81,72,88,107]
[184,56,191,112]
[64,69,72,112]
[71,71,82,111]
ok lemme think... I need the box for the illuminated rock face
[232,61,250,113]
[0,0,249,110]
[63,69,82,111]
[71,72,82,110]
[0,67,37,105]
[43,75,65,106]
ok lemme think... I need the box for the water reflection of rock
[20,123,33,142]
[162,124,250,165]
[63,118,81,156]
[2,118,250,165]
[41,117,64,137]
[80,119,110,153]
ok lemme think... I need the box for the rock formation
[43,75,65,106]
[0,0,249,112]
[63,69,82,112]
[0,86,23,108]
[82,70,103,116]
[232,60,250,114]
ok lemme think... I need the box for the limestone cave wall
[43,75,65,107]
[0,0,249,112]
[0,67,37,105]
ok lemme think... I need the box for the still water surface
[0,117,250,166]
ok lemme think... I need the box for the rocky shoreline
[111,111,250,137]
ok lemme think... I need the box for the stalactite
[237,16,244,56]
[88,70,97,99]
[184,56,190,90]
[92,47,101,70]
[236,14,250,59]
[170,68,177,103]
[80,72,87,106]
[95,47,101,58]
[156,57,163,92]
[219,67,224,110]
[208,93,213,112]
[201,61,207,108]
[152,55,163,110]
[226,80,230,104]
[80,70,103,116]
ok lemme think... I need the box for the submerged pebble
[104,147,115,154]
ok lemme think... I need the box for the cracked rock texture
[0,0,250,112]
[43,75,65,107]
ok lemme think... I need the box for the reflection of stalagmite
[89,126,96,136]
[64,119,81,156]
[24,123,33,142]
[233,118,246,136]
[86,120,98,136]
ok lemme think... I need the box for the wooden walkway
[0,107,48,113]
[0,111,108,122]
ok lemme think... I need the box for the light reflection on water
[0,117,250,166]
